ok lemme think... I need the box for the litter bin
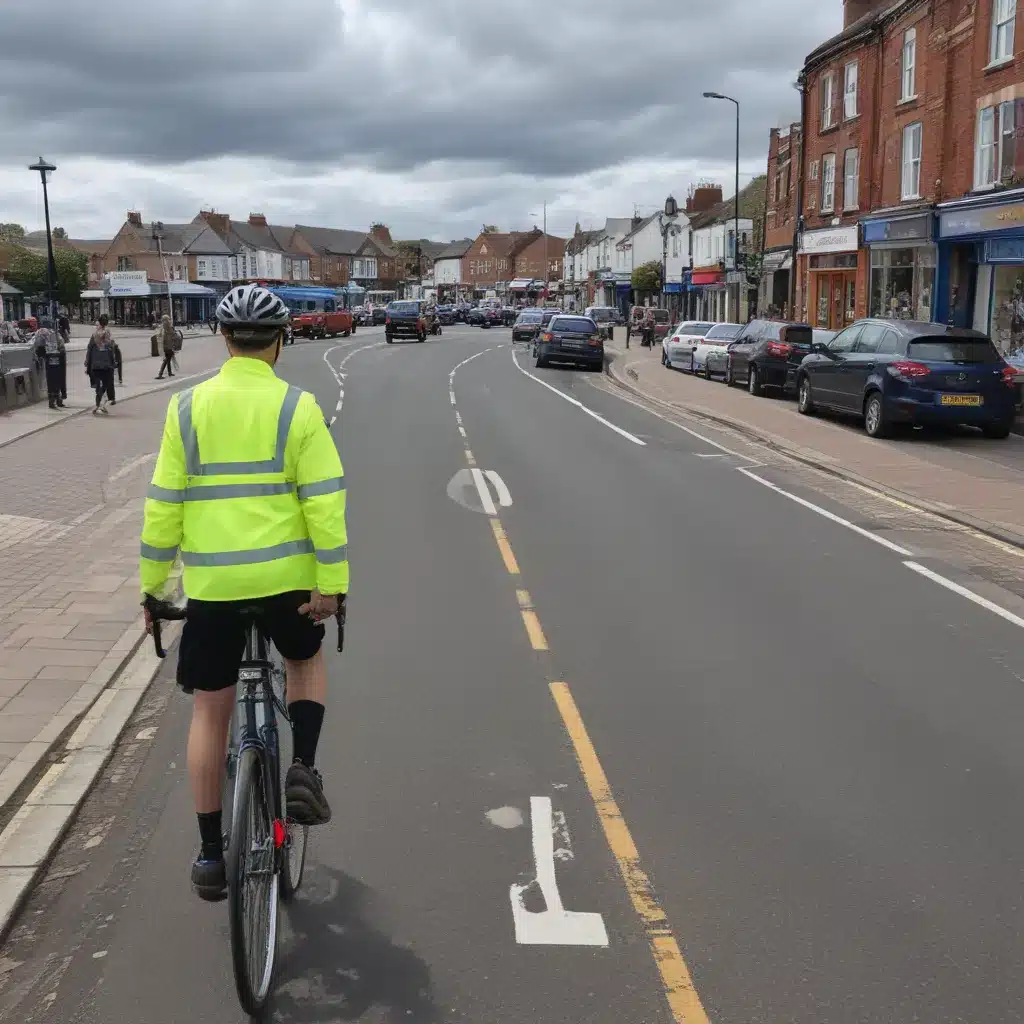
[151,333,159,357]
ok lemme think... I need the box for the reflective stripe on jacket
[139,357,348,602]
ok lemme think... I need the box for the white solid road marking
[693,453,726,459]
[903,561,1024,630]
[108,452,157,482]
[471,468,498,516]
[511,348,646,446]
[484,470,513,507]
[510,796,608,946]
[737,467,913,556]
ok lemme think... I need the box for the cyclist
[139,284,349,900]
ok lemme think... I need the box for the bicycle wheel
[279,819,308,900]
[227,747,279,1015]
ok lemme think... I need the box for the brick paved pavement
[0,387,175,810]
[604,331,1024,546]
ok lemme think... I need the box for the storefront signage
[939,199,1024,238]
[691,270,723,285]
[862,214,932,244]
[106,270,148,295]
[984,238,1024,262]
[798,225,859,255]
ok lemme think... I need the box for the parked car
[513,309,544,342]
[692,323,744,377]
[436,304,456,325]
[662,321,716,370]
[468,305,503,328]
[535,314,603,371]
[795,319,1021,439]
[385,299,429,343]
[531,310,563,356]
[725,319,813,395]
[370,306,387,326]
[584,306,618,341]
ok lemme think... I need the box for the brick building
[461,229,566,298]
[762,124,801,315]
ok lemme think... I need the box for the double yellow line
[456,429,709,1023]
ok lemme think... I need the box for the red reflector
[273,819,286,849]
[887,360,930,379]
[1001,365,1020,387]
[540,332,552,342]
[385,316,391,325]
[766,341,792,357]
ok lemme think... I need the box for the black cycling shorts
[177,590,325,693]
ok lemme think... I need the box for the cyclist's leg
[177,601,247,895]
[260,592,331,826]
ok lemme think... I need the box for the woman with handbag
[155,314,177,379]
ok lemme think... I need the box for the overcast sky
[0,0,841,242]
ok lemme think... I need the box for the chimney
[127,211,142,227]
[248,213,268,227]
[843,0,886,28]
[199,209,231,236]
[370,224,393,244]
[688,185,723,215]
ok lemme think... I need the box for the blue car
[795,319,1021,439]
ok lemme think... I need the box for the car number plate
[939,394,983,406]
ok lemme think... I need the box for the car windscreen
[587,308,615,321]
[552,317,598,333]
[907,337,1001,363]
[781,324,813,347]
[653,310,672,323]
[705,324,742,340]
[676,324,713,337]
[517,313,542,324]
[388,302,419,314]
[541,311,558,325]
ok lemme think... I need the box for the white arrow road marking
[470,468,498,516]
[510,796,608,946]
[483,470,512,507]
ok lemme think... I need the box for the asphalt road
[3,323,1024,1022]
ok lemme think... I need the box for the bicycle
[146,594,345,1016]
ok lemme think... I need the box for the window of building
[991,0,1016,64]
[844,148,859,209]
[901,28,916,100]
[901,122,922,199]
[844,62,858,119]
[671,233,679,257]
[821,74,835,130]
[975,101,1017,189]
[249,255,257,277]
[869,246,935,320]
[809,159,819,180]
[197,259,207,277]
[989,264,1024,365]
[821,153,837,212]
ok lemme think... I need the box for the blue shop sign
[984,237,1024,262]
[862,213,932,244]
[939,198,1024,238]
[663,282,682,294]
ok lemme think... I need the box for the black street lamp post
[703,92,741,319]
[28,157,58,324]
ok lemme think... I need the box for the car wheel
[982,420,1013,439]
[385,334,393,344]
[703,361,712,380]
[863,391,890,438]
[748,364,764,396]
[536,354,546,368]
[343,328,351,337]
[797,375,815,415]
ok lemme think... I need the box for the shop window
[844,62,858,119]
[869,246,934,320]
[901,28,916,101]
[989,265,1024,370]
[901,122,922,199]
[821,154,836,212]
[991,0,1016,64]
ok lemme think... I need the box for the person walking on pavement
[155,314,177,379]
[33,321,65,409]
[86,314,117,414]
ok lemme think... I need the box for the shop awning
[80,289,105,299]
[761,251,792,273]
[691,271,723,285]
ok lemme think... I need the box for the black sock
[289,700,325,768]
[197,810,223,861]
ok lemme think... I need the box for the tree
[631,260,662,295]
[0,223,25,244]
[4,245,86,305]
[481,224,499,234]
[52,226,67,239]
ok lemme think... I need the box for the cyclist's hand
[298,589,338,622]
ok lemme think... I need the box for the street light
[152,221,174,329]
[28,158,58,324]
[529,202,547,304]
[703,91,741,320]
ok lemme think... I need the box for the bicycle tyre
[279,820,308,900]
[227,747,279,1016]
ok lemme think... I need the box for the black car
[512,310,544,342]
[371,306,387,326]
[385,300,429,343]
[535,314,604,371]
[468,305,502,328]
[436,304,456,325]
[725,319,813,396]
[454,303,471,323]
[530,310,563,356]
[795,319,1022,439]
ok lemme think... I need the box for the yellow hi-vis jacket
[140,357,348,602]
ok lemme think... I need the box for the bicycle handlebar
[143,594,346,659]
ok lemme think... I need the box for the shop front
[798,225,863,331]
[690,268,727,321]
[936,191,1024,377]
[759,248,792,318]
[861,209,936,322]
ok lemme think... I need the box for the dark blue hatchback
[795,319,1021,439]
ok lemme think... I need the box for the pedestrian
[85,314,117,414]
[33,321,65,409]
[155,314,177,379]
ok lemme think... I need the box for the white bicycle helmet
[216,284,291,330]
